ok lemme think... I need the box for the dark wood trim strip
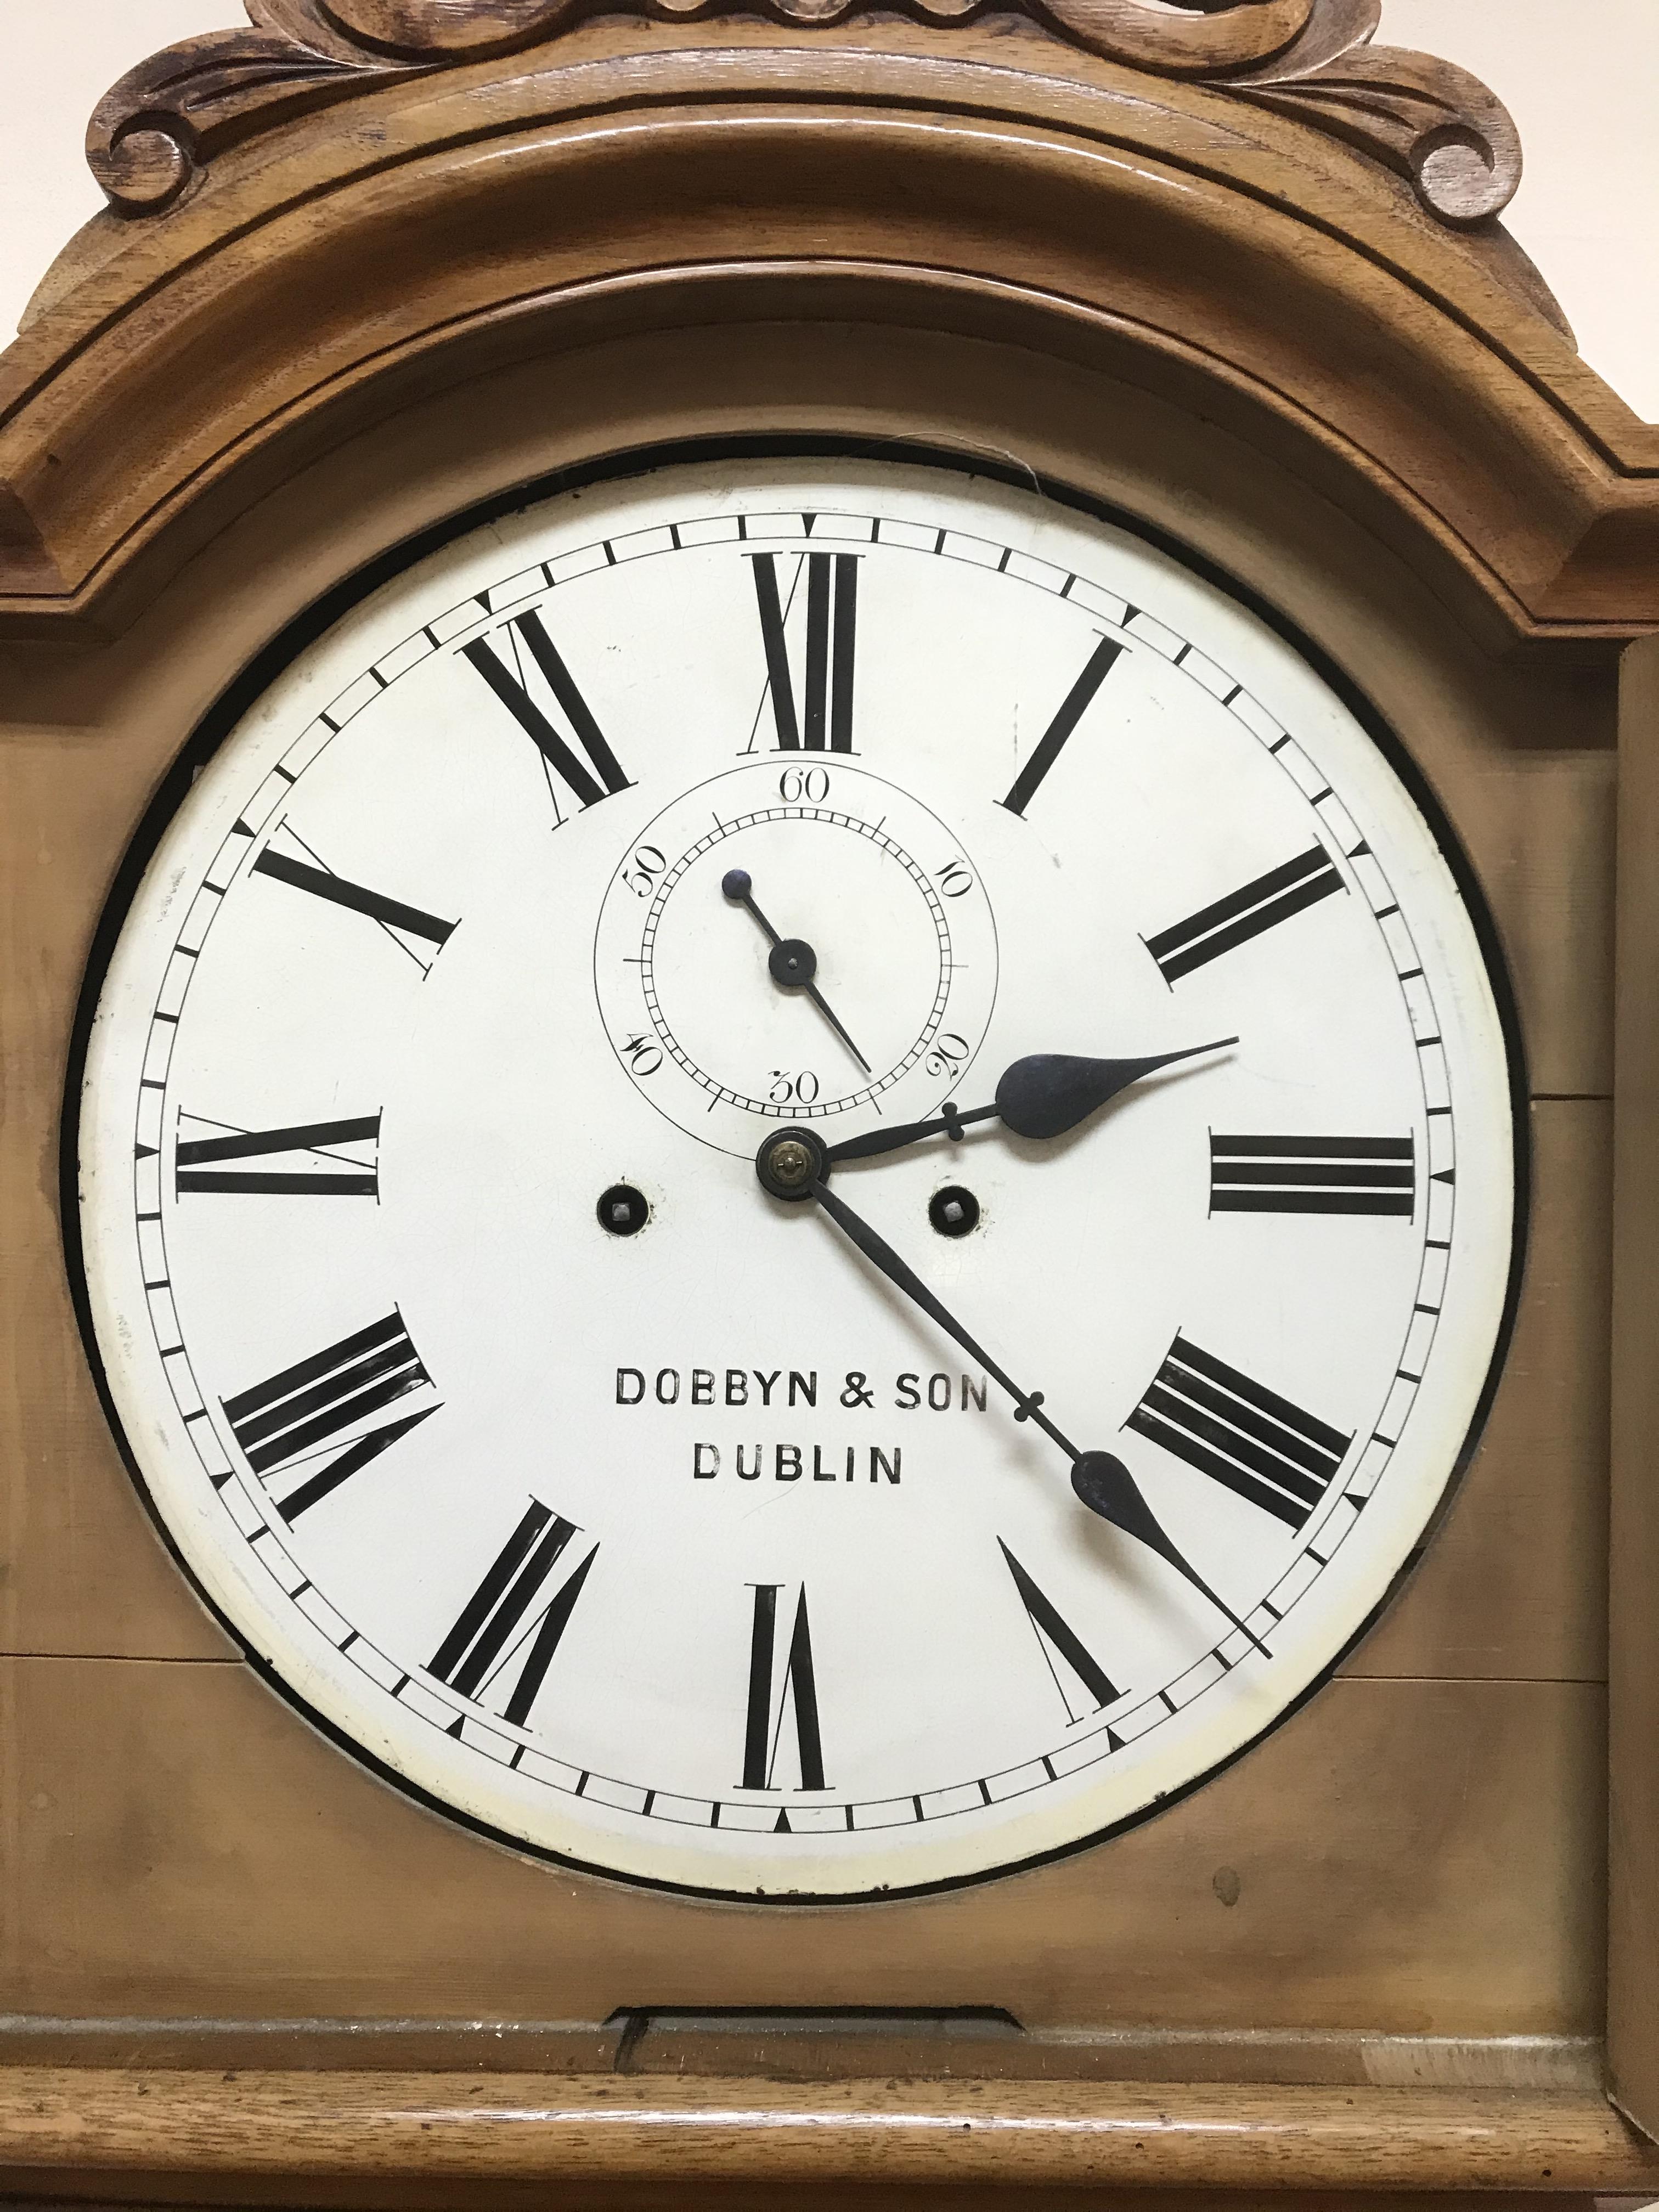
[1609,631,1659,2145]
[0,2020,1606,2091]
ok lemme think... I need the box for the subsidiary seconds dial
[76,454,1518,1899]
[595,762,997,1149]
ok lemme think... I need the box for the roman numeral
[252,850,456,955]
[999,636,1125,816]
[1145,845,1344,983]
[428,1501,598,1727]
[176,1114,380,1197]
[741,1584,827,1790]
[462,611,631,812]
[221,1310,435,1519]
[1126,1334,1351,1532]
[999,1540,1120,1718]
[1210,1134,1415,1217]
[749,552,858,751]
[274,1408,435,1522]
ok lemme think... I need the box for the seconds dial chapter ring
[643,811,946,1111]
[595,760,1000,1155]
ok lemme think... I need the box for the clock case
[2,1,1659,2202]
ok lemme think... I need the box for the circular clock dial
[77,455,1517,1898]
[592,765,999,1147]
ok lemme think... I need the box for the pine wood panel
[2,1660,1604,2037]
[0,726,235,1664]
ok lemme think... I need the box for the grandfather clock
[3,1,1659,2203]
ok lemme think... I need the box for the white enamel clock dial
[77,456,1517,1898]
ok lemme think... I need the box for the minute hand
[812,1180,1079,1458]
[823,1040,1236,1166]
[809,1177,1266,1655]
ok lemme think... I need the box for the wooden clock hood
[5,3,1659,2199]
[0,0,1655,645]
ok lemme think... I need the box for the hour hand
[996,1044,1237,1138]
[823,1039,1237,1165]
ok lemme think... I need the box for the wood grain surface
[1609,631,1659,2142]
[1,21,1657,641]
[0,2194,1641,2212]
[0,2195,1645,2212]
[0,2016,1606,2091]
[1,2178,1653,2212]
[81,0,1529,232]
[2,1660,1605,2034]
[0,2194,1648,2212]
[1,2069,1655,2196]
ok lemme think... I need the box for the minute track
[81,461,1505,1899]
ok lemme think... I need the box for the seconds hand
[757,1133,1267,1658]
[722,867,871,1076]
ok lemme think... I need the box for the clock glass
[76,454,1519,1897]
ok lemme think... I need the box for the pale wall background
[0,2,1654,414]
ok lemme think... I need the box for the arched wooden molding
[2,7,1656,642]
[87,0,1521,227]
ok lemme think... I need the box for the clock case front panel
[9,318,1609,2052]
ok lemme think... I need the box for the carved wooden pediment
[92,0,1520,226]
[1,0,1655,641]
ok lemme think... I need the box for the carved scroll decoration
[87,0,1522,229]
